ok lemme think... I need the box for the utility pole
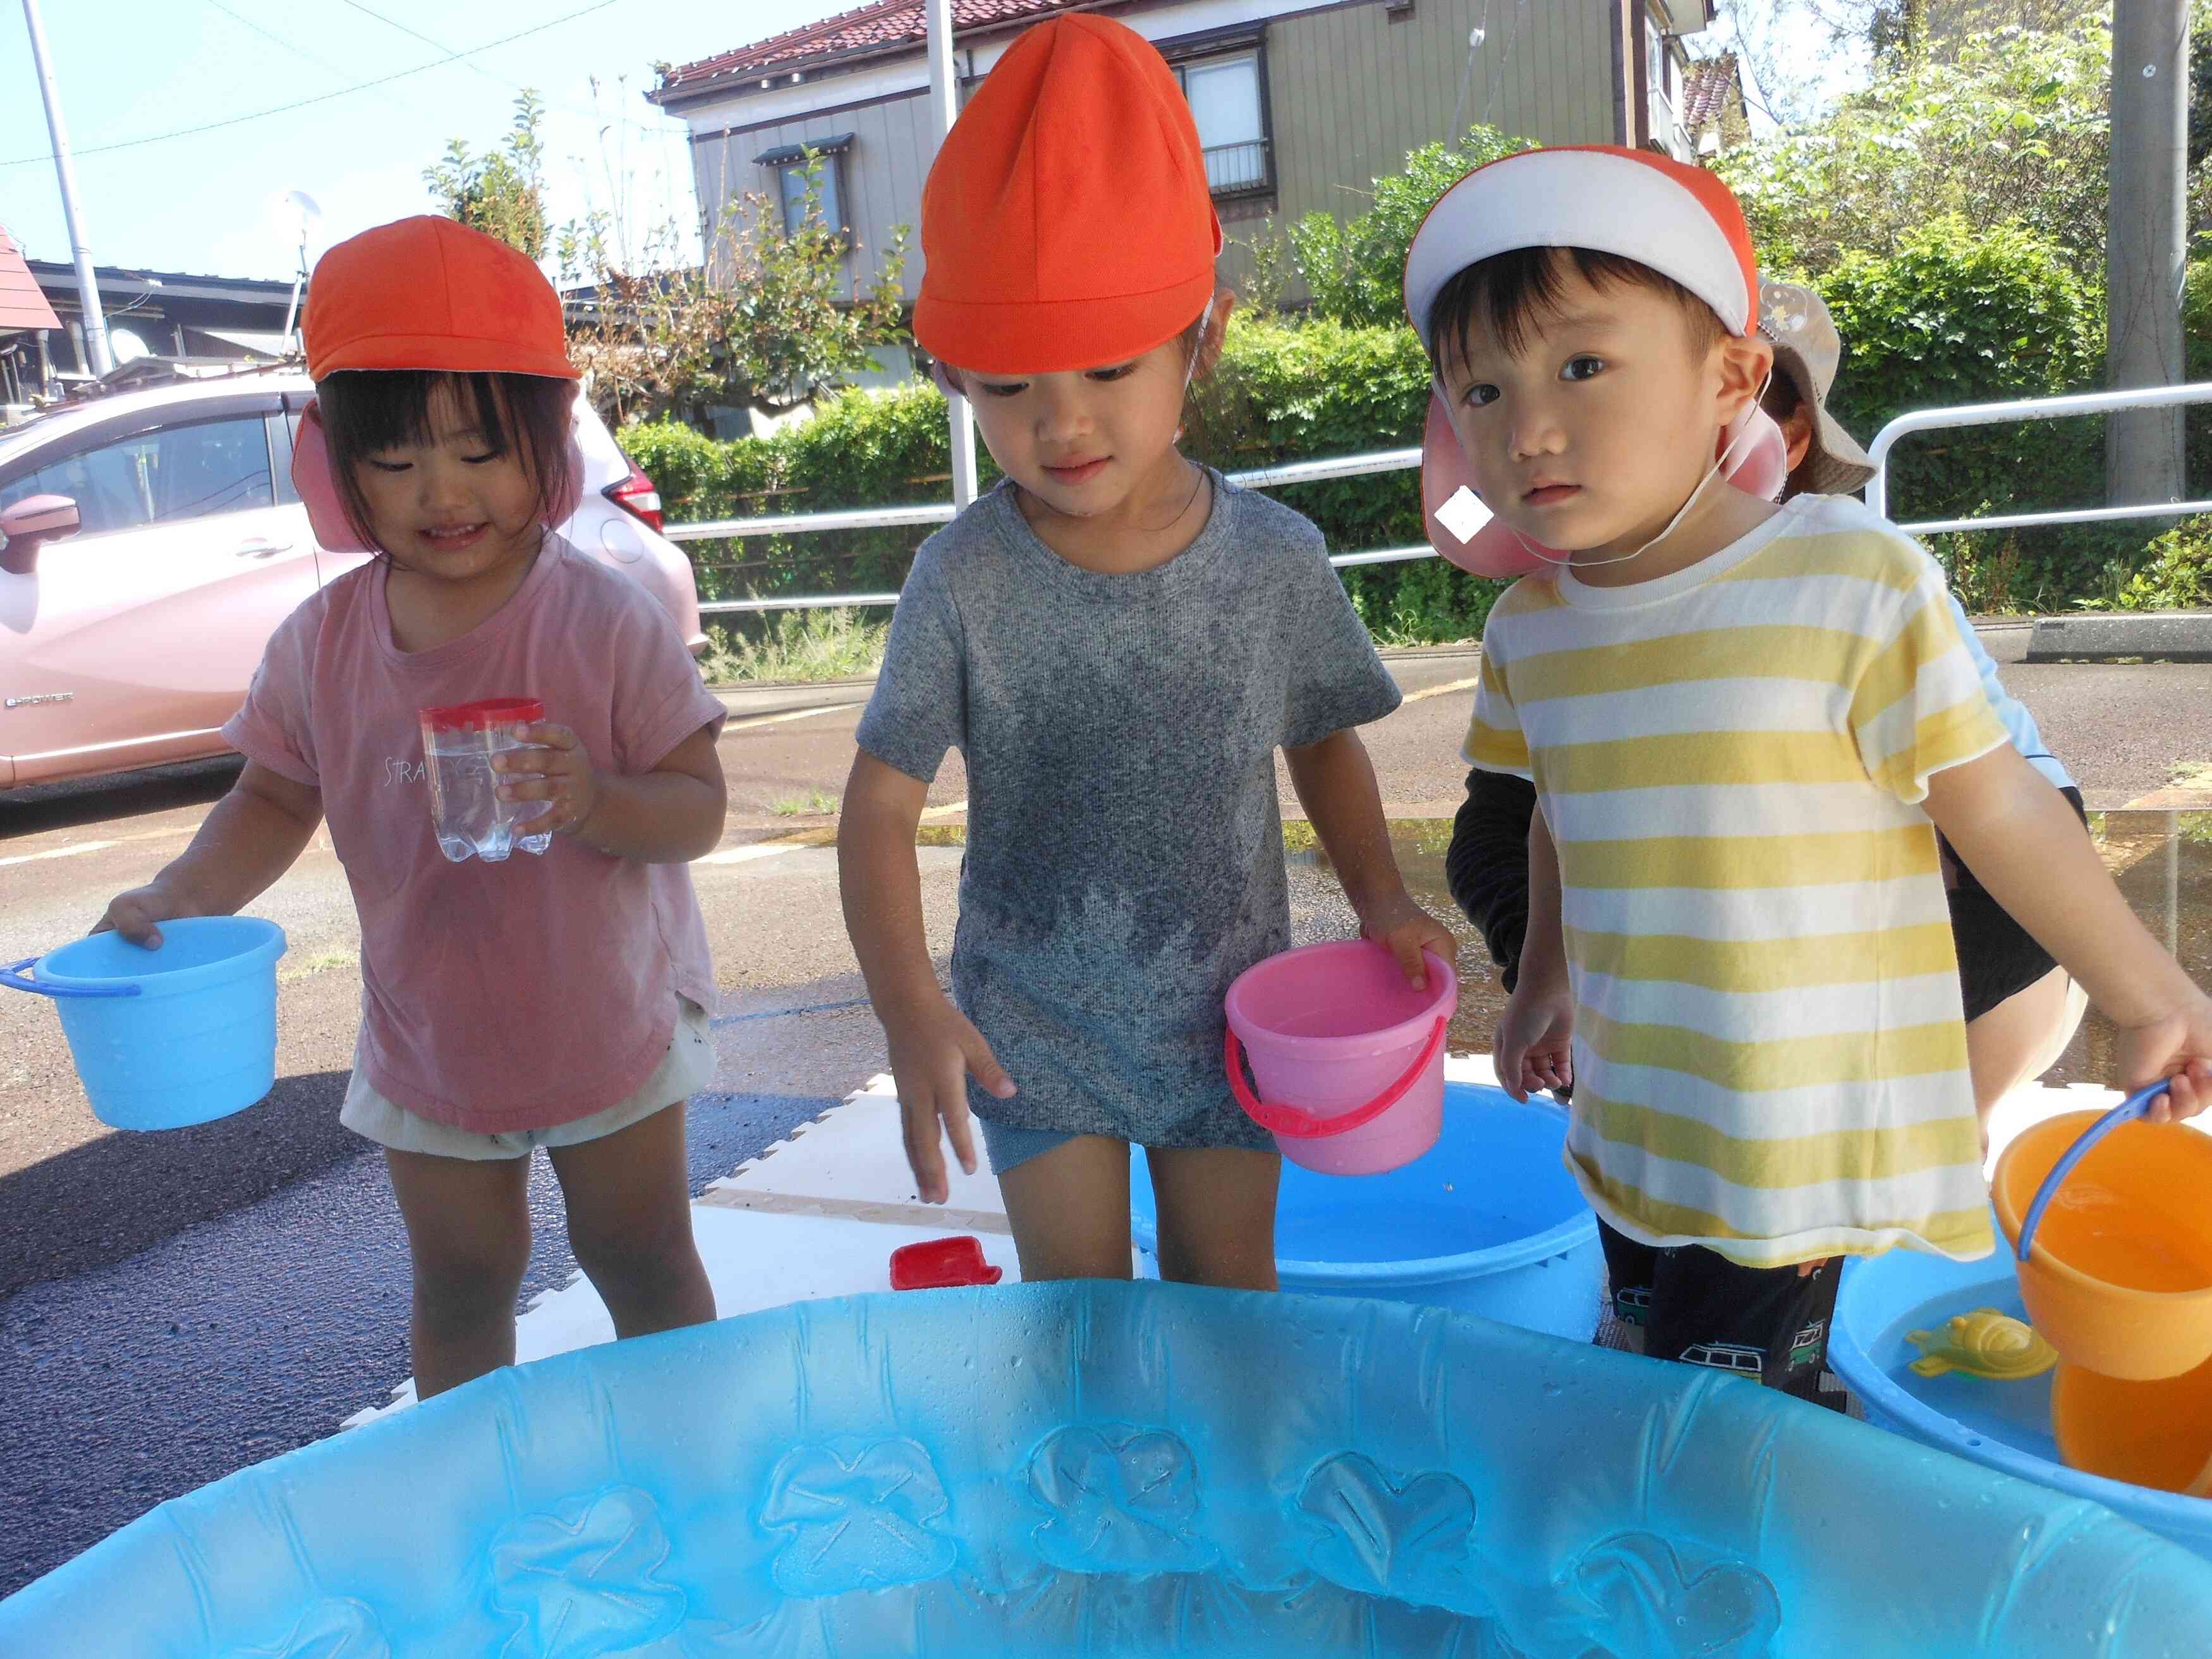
[926,0,978,511]
[2105,0,2187,508]
[20,0,111,377]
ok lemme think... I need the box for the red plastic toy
[890,1236,1004,1291]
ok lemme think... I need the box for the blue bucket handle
[2014,1080,2173,1263]
[0,955,142,1000]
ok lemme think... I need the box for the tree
[425,92,550,261]
[1282,126,1537,328]
[560,155,910,427]
[1715,16,2114,274]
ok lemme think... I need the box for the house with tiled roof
[648,1,1717,322]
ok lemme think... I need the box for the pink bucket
[1225,940,1458,1176]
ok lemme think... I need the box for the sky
[1,0,836,283]
[2,1,1860,288]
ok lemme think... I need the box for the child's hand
[2113,987,2212,1122]
[1358,887,1459,990]
[880,991,1016,1204]
[1496,983,1574,1104]
[94,880,199,949]
[495,722,601,837]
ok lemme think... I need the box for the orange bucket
[2050,1355,2212,1496]
[1992,1086,2212,1383]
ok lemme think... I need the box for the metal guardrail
[674,447,1426,616]
[674,386,2212,617]
[1865,381,2212,529]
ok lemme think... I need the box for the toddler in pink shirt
[98,217,729,1398]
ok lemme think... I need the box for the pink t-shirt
[223,535,724,1133]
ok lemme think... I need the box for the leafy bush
[2111,517,2212,612]
[1284,127,1535,329]
[1814,217,2120,611]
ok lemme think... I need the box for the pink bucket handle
[1225,1016,1448,1140]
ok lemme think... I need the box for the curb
[2027,612,2212,664]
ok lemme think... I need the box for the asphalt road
[1,637,2206,1595]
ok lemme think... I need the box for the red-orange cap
[914,15,1224,375]
[302,216,578,382]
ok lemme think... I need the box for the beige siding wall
[1263,0,1618,222]
[690,92,937,301]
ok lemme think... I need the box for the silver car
[0,368,705,789]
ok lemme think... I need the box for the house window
[755,134,854,235]
[1174,51,1270,197]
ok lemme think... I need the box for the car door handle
[235,539,293,559]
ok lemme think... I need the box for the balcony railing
[1202,139,1270,196]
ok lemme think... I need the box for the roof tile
[655,0,1081,95]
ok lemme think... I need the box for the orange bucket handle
[2015,1081,2172,1263]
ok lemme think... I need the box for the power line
[332,0,675,138]
[204,0,357,82]
[0,1,621,169]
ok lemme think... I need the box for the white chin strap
[1509,366,1775,574]
[1179,296,1215,394]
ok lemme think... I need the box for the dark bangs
[316,370,576,551]
[1426,246,1729,378]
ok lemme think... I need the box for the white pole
[925,0,978,510]
[20,0,111,377]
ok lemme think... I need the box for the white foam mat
[341,1055,2146,1433]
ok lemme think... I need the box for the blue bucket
[1134,1080,1603,1337]
[1828,1232,2212,1563]
[1,917,287,1131]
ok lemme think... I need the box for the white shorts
[340,997,717,1161]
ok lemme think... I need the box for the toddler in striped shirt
[1402,145,2211,1403]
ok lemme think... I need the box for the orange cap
[914,15,1223,374]
[302,216,578,382]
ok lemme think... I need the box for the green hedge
[630,234,2207,641]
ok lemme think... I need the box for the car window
[0,416,274,539]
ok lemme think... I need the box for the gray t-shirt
[856,472,1401,1148]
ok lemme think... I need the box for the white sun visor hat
[1402,145,1782,576]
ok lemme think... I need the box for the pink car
[0,369,706,789]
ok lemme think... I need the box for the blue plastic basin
[1134,1081,1603,1339]
[16,916,287,1131]
[1828,1234,2212,1562]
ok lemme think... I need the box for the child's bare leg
[1967,966,2088,1150]
[549,1102,716,1339]
[999,1136,1136,1282]
[1146,1145,1280,1291]
[384,1148,532,1398]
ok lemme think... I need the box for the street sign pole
[20,0,112,377]
[926,0,978,511]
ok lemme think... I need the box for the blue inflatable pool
[5,1284,2208,1656]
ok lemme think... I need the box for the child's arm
[1493,802,1575,1102]
[1285,728,1456,987]
[1927,747,2211,1119]
[497,720,726,863]
[1445,769,1540,990]
[837,750,1015,1205]
[99,763,323,947]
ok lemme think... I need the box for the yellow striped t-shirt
[1466,494,2008,1267]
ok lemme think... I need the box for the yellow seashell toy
[1905,1308,2058,1381]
